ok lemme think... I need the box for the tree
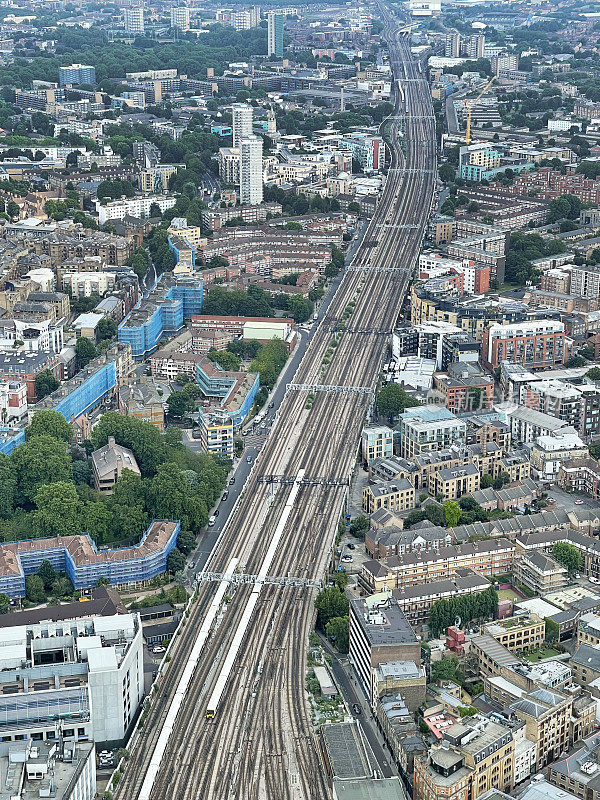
[11,435,72,505]
[37,560,57,591]
[167,391,191,418]
[480,473,494,489]
[493,472,510,490]
[586,367,600,381]
[35,369,59,400]
[33,482,82,538]
[349,515,370,538]
[25,575,46,603]
[458,706,478,718]
[167,548,186,573]
[177,529,196,555]
[431,655,463,685]
[376,383,420,419]
[26,410,72,443]
[545,617,559,644]
[75,337,96,369]
[348,201,360,214]
[326,616,349,653]
[84,501,113,545]
[315,586,349,630]
[207,349,241,371]
[91,413,167,476]
[51,576,74,598]
[97,317,117,342]
[0,593,9,615]
[0,453,15,518]
[443,500,462,528]
[552,542,583,575]
[439,162,455,183]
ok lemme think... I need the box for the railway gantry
[114,5,436,800]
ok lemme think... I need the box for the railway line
[114,4,436,799]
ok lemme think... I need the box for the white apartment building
[0,380,27,423]
[171,6,190,30]
[232,103,253,148]
[124,6,144,34]
[530,430,588,481]
[0,612,144,746]
[0,317,64,354]
[96,195,176,224]
[61,271,117,298]
[240,135,263,205]
[218,147,240,183]
[571,265,600,299]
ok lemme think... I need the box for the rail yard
[114,4,437,798]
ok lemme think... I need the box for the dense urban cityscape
[4,0,600,798]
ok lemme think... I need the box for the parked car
[347,543,355,550]
[246,456,253,463]
[152,645,166,654]
[352,704,361,715]
[341,555,352,563]
[229,477,235,485]
[268,401,275,408]
[575,499,585,505]
[222,491,229,501]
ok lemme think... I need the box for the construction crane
[465,76,497,144]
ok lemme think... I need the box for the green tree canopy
[443,500,462,528]
[25,575,46,603]
[33,481,82,538]
[11,435,72,505]
[315,586,349,631]
[26,410,72,442]
[326,616,349,653]
[75,337,96,368]
[552,541,583,575]
[376,383,421,418]
[37,559,56,591]
[34,369,59,400]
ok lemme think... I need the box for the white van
[208,515,217,527]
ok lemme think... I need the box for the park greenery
[202,284,314,323]
[0,412,228,574]
[428,587,498,638]
[376,383,421,420]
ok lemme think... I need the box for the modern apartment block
[338,132,385,172]
[362,479,415,515]
[198,409,235,458]
[482,319,571,370]
[361,425,394,465]
[0,610,144,745]
[397,406,467,459]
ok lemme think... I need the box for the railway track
[114,5,436,799]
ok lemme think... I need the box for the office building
[124,6,145,34]
[0,742,96,800]
[0,610,144,745]
[349,596,420,694]
[58,64,96,87]
[240,135,263,205]
[267,11,284,57]
[232,103,253,148]
[171,6,190,31]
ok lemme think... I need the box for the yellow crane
[465,75,497,144]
